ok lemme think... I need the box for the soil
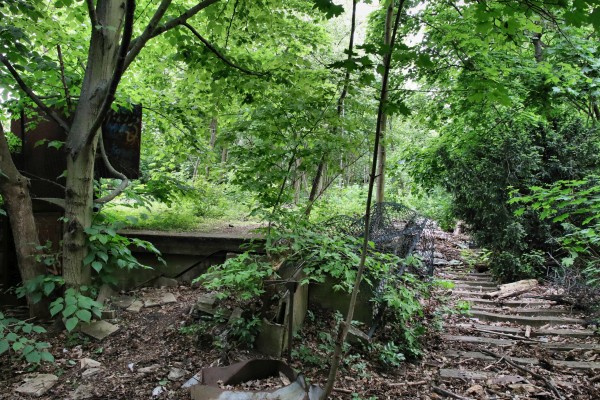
[1,228,599,399]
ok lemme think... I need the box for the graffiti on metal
[100,104,142,179]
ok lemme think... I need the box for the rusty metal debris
[186,359,324,400]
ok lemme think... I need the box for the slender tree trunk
[375,3,394,205]
[321,1,406,397]
[0,125,48,318]
[62,0,126,288]
[206,117,217,178]
[305,0,358,216]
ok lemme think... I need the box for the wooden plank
[542,342,600,351]
[439,369,489,380]
[454,285,497,292]
[460,298,555,307]
[552,360,600,370]
[458,323,595,338]
[469,310,585,327]
[444,334,600,351]
[471,306,576,317]
[444,350,538,365]
[439,369,524,383]
[442,334,515,346]
[451,280,497,287]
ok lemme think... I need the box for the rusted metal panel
[99,104,142,179]
[11,110,67,201]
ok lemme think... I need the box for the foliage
[0,312,54,365]
[407,113,600,281]
[49,287,103,332]
[84,220,162,284]
[510,175,600,286]
[196,252,274,301]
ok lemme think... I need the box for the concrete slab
[471,306,576,317]
[143,292,177,308]
[80,320,119,341]
[126,300,143,312]
[458,323,595,338]
[15,374,58,397]
[112,295,135,309]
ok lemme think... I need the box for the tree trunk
[206,117,217,177]
[0,125,48,318]
[375,2,394,205]
[62,0,126,288]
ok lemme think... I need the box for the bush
[407,114,600,281]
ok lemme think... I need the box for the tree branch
[83,0,135,150]
[56,44,73,113]
[125,0,221,69]
[124,0,172,71]
[182,22,266,76]
[0,55,70,132]
[86,0,98,27]
[94,133,129,204]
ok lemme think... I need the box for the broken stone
[143,292,177,308]
[80,358,101,369]
[15,374,58,397]
[113,295,135,309]
[466,384,485,396]
[139,364,161,374]
[347,325,370,345]
[153,276,178,288]
[80,320,119,341]
[96,284,116,305]
[152,386,165,397]
[228,307,243,325]
[509,384,538,394]
[81,368,102,379]
[168,367,187,381]
[195,293,218,315]
[182,373,201,389]
[448,259,462,266]
[101,309,117,320]
[434,258,449,266]
[126,300,143,313]
[433,251,444,259]
[70,384,94,400]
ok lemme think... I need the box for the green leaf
[12,341,25,352]
[43,281,55,296]
[65,317,78,332]
[0,340,9,354]
[49,302,64,317]
[40,351,54,362]
[91,261,103,273]
[25,351,41,364]
[5,332,18,342]
[312,0,344,19]
[75,309,92,323]
[62,304,78,318]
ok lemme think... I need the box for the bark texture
[0,125,48,318]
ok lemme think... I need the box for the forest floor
[1,229,600,399]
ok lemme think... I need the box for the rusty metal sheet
[11,110,67,201]
[99,104,142,179]
[185,360,323,400]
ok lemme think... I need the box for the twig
[431,386,473,400]
[86,0,98,27]
[480,349,564,400]
[182,22,267,76]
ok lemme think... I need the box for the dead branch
[431,386,473,400]
[86,0,98,27]
[480,349,564,400]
